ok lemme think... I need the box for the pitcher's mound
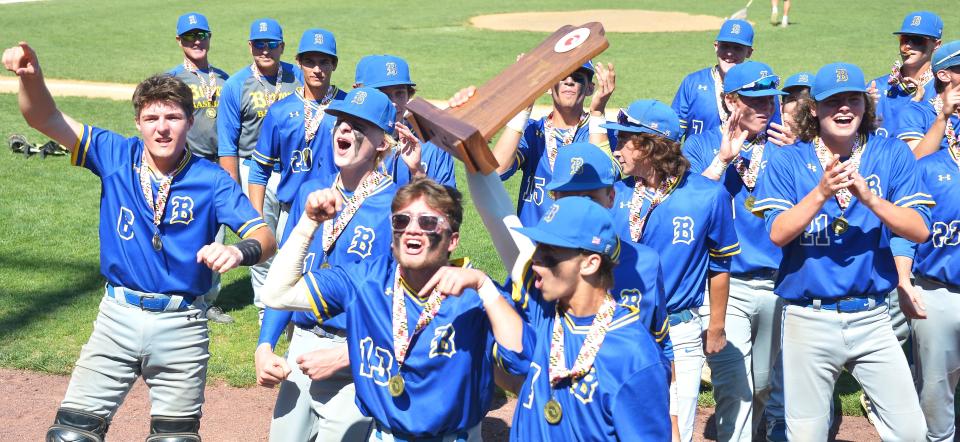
[471,9,733,33]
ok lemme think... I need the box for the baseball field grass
[1,0,956,417]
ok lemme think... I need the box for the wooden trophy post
[406,22,609,174]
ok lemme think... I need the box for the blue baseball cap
[325,87,397,135]
[249,18,283,41]
[546,142,619,192]
[297,29,337,58]
[894,11,943,39]
[811,62,867,101]
[716,19,754,47]
[782,72,814,92]
[513,197,620,261]
[177,12,210,36]
[355,55,416,89]
[723,61,787,97]
[933,41,960,73]
[601,99,681,142]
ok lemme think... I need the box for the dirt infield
[2,368,878,441]
[470,9,734,34]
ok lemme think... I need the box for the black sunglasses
[391,213,447,233]
[899,35,931,47]
[252,40,282,50]
[181,31,210,42]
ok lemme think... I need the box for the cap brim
[893,31,939,38]
[782,83,810,92]
[716,37,752,47]
[512,226,581,250]
[814,86,867,101]
[366,80,417,89]
[545,179,609,192]
[739,89,789,97]
[297,48,338,58]
[179,26,210,35]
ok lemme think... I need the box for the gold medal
[544,398,563,424]
[152,233,163,251]
[388,374,405,397]
[830,217,849,235]
[206,108,217,119]
[744,195,756,211]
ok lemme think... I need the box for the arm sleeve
[214,169,267,238]
[652,263,672,359]
[887,140,936,211]
[302,264,357,322]
[490,290,535,376]
[217,77,243,157]
[499,123,534,181]
[752,149,798,231]
[681,134,710,174]
[71,125,133,177]
[611,363,672,440]
[707,186,740,271]
[889,236,919,258]
[671,77,692,135]
[895,102,933,141]
[257,308,293,346]
[249,108,280,186]
[428,143,457,188]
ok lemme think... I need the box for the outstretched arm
[2,42,83,150]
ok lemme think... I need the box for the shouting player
[3,42,275,441]
[752,62,932,440]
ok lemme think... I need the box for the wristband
[708,155,730,176]
[506,108,532,133]
[478,277,501,305]
[235,238,263,266]
[589,114,607,134]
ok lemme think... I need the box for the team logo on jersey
[570,366,599,404]
[806,163,818,173]
[731,24,741,34]
[386,62,398,77]
[698,84,708,91]
[554,27,590,53]
[169,196,195,225]
[347,226,376,259]
[864,174,882,198]
[543,203,560,222]
[939,174,952,182]
[351,91,367,105]
[836,68,849,83]
[429,324,457,358]
[259,22,268,32]
[188,15,197,25]
[313,33,324,45]
[618,288,642,309]
[911,15,922,27]
[570,157,584,175]
[117,207,135,240]
[289,111,300,118]
[672,216,695,245]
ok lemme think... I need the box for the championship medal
[388,375,405,397]
[206,108,217,119]
[830,217,849,235]
[544,398,563,424]
[744,195,756,211]
[152,233,163,251]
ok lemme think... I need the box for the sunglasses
[617,109,669,137]
[180,31,210,42]
[899,35,931,47]
[391,213,447,233]
[739,75,780,93]
[251,40,282,50]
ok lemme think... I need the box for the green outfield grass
[1,0,957,416]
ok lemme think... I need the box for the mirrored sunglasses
[740,75,780,92]
[252,40,282,50]
[181,31,210,42]
[616,109,669,137]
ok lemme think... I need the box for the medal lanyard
[547,295,617,386]
[321,171,387,253]
[731,135,767,191]
[138,149,189,248]
[712,66,732,125]
[300,85,339,142]
[184,59,217,102]
[545,112,589,170]
[628,175,680,242]
[813,135,866,217]
[250,62,284,106]
[889,61,933,95]
[391,265,446,368]
[932,96,960,173]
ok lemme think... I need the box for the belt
[373,422,469,442]
[732,268,778,280]
[916,275,960,292]
[297,323,347,339]
[789,294,886,313]
[668,309,696,326]
[105,284,196,312]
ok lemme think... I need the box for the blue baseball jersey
[217,62,300,158]
[612,173,740,313]
[167,65,230,159]
[71,125,266,296]
[910,149,960,285]
[503,264,671,441]
[683,128,783,274]
[873,73,938,138]
[258,173,396,346]
[672,67,724,139]
[304,255,529,436]
[500,117,615,227]
[895,99,960,150]
[381,139,457,188]
[609,243,671,358]
[752,136,934,301]
[248,89,346,204]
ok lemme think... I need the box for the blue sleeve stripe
[894,192,935,207]
[251,150,278,165]
[896,131,924,141]
[72,125,92,167]
[237,217,266,238]
[304,272,330,322]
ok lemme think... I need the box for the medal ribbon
[931,96,960,171]
[628,175,680,242]
[300,86,340,142]
[548,295,617,386]
[813,135,866,210]
[711,66,732,125]
[321,171,388,253]
[731,135,767,190]
[184,59,217,102]
[888,61,934,95]
[545,112,589,170]
[138,149,189,231]
[250,62,284,106]
[392,265,446,367]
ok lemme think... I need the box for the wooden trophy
[406,22,609,174]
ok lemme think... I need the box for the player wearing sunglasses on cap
[261,175,530,441]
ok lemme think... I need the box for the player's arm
[588,62,615,146]
[702,110,748,181]
[2,42,82,150]
[768,154,842,246]
[255,308,294,388]
[448,85,529,175]
[913,84,960,159]
[216,77,243,182]
[704,189,736,355]
[249,110,281,213]
[704,271,729,355]
[196,222,276,273]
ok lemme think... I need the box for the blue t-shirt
[503,264,671,441]
[72,125,266,296]
[752,137,934,301]
[683,128,783,274]
[873,73,938,138]
[167,64,230,159]
[217,62,300,158]
[612,173,740,313]
[304,255,529,436]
